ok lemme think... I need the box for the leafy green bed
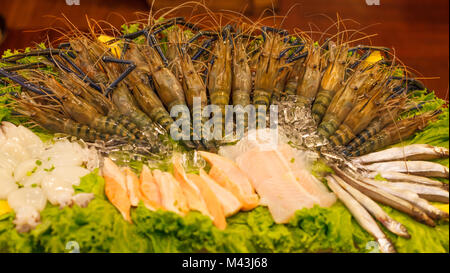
[0,47,448,253]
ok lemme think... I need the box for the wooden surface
[0,0,448,99]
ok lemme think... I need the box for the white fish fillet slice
[236,149,291,188]
[293,169,337,207]
[237,148,336,207]
[237,149,328,223]
[276,145,336,207]
[256,174,316,223]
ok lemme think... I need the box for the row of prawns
[0,10,327,152]
[102,151,259,229]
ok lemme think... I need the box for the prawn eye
[313,64,317,69]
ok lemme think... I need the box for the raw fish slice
[153,170,189,215]
[123,167,141,207]
[139,165,162,211]
[104,175,132,223]
[237,149,333,223]
[293,170,336,207]
[199,151,258,210]
[173,156,211,218]
[102,158,127,189]
[187,173,227,230]
[236,150,291,187]
[199,169,242,217]
[102,158,131,222]
[237,145,335,207]
[236,149,291,188]
[256,174,317,223]
[278,144,330,198]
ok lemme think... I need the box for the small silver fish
[332,175,410,238]
[361,178,448,220]
[387,182,449,203]
[327,175,396,253]
[364,171,445,188]
[353,144,449,164]
[364,161,449,178]
[334,167,436,227]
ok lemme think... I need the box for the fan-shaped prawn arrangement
[0,6,448,253]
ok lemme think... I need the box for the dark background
[0,0,448,100]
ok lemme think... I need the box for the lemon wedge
[0,200,12,216]
[360,50,383,69]
[98,35,122,58]
[432,203,449,221]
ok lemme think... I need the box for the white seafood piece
[0,140,30,163]
[7,187,47,232]
[7,187,47,211]
[0,154,17,171]
[0,169,18,199]
[72,193,95,208]
[1,121,23,143]
[0,167,14,181]
[41,174,75,208]
[48,166,90,186]
[0,127,6,147]
[13,207,41,233]
[41,140,89,167]
[1,122,44,157]
[13,158,40,182]
[21,170,47,188]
